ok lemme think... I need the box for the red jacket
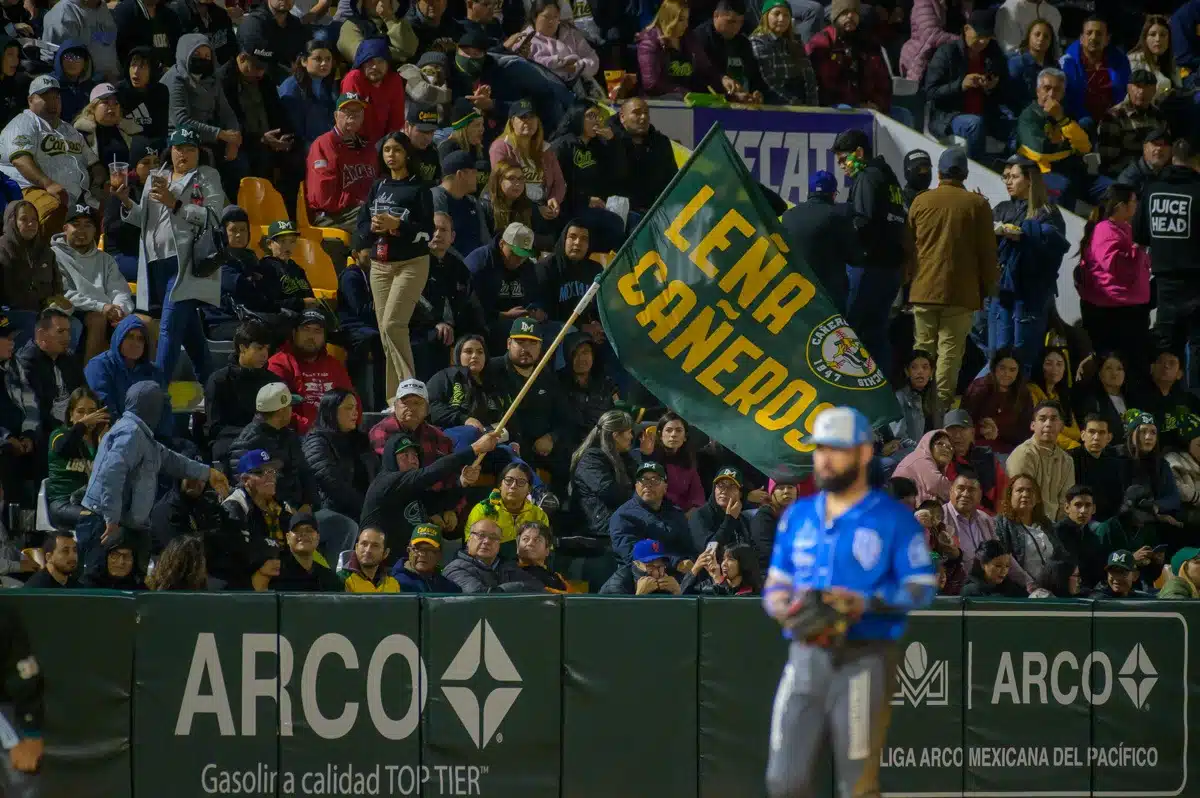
[805,25,892,110]
[341,69,406,146]
[305,128,378,218]
[267,341,360,435]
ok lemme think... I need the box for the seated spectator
[681,541,761,595]
[635,0,716,98]
[0,201,69,343]
[224,537,284,591]
[73,83,139,169]
[1070,413,1129,522]
[82,315,170,438]
[459,0,505,46]
[516,519,568,592]
[608,97,678,215]
[750,0,818,106]
[600,537,683,595]
[919,497,965,593]
[167,0,235,66]
[409,212,481,381]
[53,41,96,124]
[102,136,162,283]
[990,156,1068,371]
[506,0,599,88]
[1158,545,1200,599]
[214,448,294,580]
[944,408,1008,512]
[228,382,318,512]
[160,35,242,186]
[942,467,1030,590]
[302,389,377,522]
[995,472,1068,585]
[80,533,143,589]
[964,347,1033,455]
[1117,129,1172,194]
[24,532,80,589]
[893,430,955,504]
[959,538,1027,596]
[1059,16,1131,131]
[609,461,696,565]
[995,0,1060,56]
[337,527,402,592]
[465,460,550,557]
[52,204,135,361]
[1128,16,1182,101]
[443,517,542,593]
[748,479,796,569]
[468,222,543,352]
[537,221,601,337]
[17,308,84,433]
[1167,417,1200,526]
[1073,351,1132,441]
[777,171,856,313]
[1098,72,1166,180]
[341,39,405,146]
[1054,483,1102,585]
[116,47,170,140]
[431,149,486,258]
[648,411,705,514]
[479,163,540,248]
[923,10,1007,160]
[204,321,279,464]
[306,92,377,234]
[230,221,318,340]
[0,318,40,504]
[267,309,359,435]
[233,0,307,79]
[549,106,617,222]
[405,0,462,56]
[367,380,458,489]
[45,386,107,529]
[426,333,495,430]
[78,380,226,572]
[805,0,892,112]
[0,75,102,236]
[1027,347,1081,449]
[695,0,764,101]
[689,465,752,553]
[278,40,337,153]
[899,0,957,85]
[144,533,208,590]
[272,513,345,591]
[1015,67,1103,209]
[1093,548,1150,598]
[337,0,418,67]
[880,350,941,470]
[1133,348,1200,432]
[1005,401,1074,520]
[437,99,490,195]
[487,100,564,225]
[560,333,616,447]
[1007,19,1058,111]
[887,475,920,509]
[147,470,223,554]
[390,523,461,592]
[1123,411,1183,521]
[361,431,494,562]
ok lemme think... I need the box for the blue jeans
[987,295,1049,376]
[154,258,212,383]
[4,309,37,349]
[950,114,987,160]
[74,511,107,576]
[113,252,139,282]
[846,267,901,376]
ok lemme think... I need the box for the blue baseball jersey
[767,489,936,641]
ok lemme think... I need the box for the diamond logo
[1117,643,1158,709]
[440,620,522,748]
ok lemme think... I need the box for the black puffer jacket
[688,494,753,553]
[441,549,543,594]
[227,417,317,510]
[748,502,782,570]
[569,446,638,540]
[301,427,378,521]
[560,333,617,448]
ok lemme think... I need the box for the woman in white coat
[116,125,226,383]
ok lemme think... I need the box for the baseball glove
[783,590,855,647]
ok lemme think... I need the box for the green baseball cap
[267,219,299,240]
[392,435,421,454]
[410,524,443,548]
[1171,547,1200,575]
[713,466,742,488]
[635,461,667,481]
[337,91,367,110]
[510,316,541,341]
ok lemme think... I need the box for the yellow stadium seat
[296,185,310,228]
[293,235,339,296]
[238,177,289,230]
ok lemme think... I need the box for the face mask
[188,56,214,77]
[455,54,485,77]
[906,167,931,192]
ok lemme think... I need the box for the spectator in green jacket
[45,386,108,528]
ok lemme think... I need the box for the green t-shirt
[45,424,96,501]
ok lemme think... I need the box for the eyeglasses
[501,477,529,488]
[471,531,502,543]
[638,475,665,486]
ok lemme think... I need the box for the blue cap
[809,170,837,195]
[803,406,873,448]
[236,448,278,476]
[631,538,668,563]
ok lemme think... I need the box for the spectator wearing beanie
[778,170,856,313]
[907,148,999,407]
[306,92,378,234]
[901,148,933,208]
[898,0,958,85]
[341,38,406,146]
[750,0,819,106]
[1059,15,1131,131]
[438,97,490,194]
[1097,71,1167,179]
[805,0,892,111]
[116,46,171,140]
[923,10,1007,161]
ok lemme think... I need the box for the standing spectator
[636,0,720,98]
[338,527,402,592]
[995,472,1067,585]
[893,430,955,504]
[695,0,765,100]
[227,382,317,512]
[1071,413,1129,522]
[17,308,84,433]
[1073,351,1133,442]
[82,315,171,438]
[336,0,418,67]
[45,386,107,528]
[113,0,183,72]
[389,524,461,592]
[688,465,751,552]
[0,201,67,344]
[1129,15,1182,100]
[302,389,377,521]
[267,310,358,436]
[41,0,120,83]
[923,11,1007,161]
[1007,19,1059,111]
[403,102,442,189]
[907,148,998,406]
[306,92,377,234]
[278,40,337,152]
[608,97,678,215]
[899,0,958,85]
[117,47,170,140]
[204,321,279,464]
[1054,483,1102,585]
[960,538,1027,596]
[1097,72,1166,179]
[750,0,818,106]
[53,204,135,362]
[273,513,345,591]
[805,0,892,111]
[778,170,856,313]
[1005,400,1075,520]
[1059,16,1131,130]
[168,0,236,66]
[23,532,81,588]
[609,460,696,565]
[943,409,1009,513]
[234,0,308,80]
[409,213,481,381]
[1027,346,1081,449]
[649,411,705,515]
[431,149,486,258]
[963,347,1033,455]
[995,0,1059,55]
[1014,67,1101,209]
[1116,130,1172,194]
[442,517,542,593]
[505,0,600,87]
[341,39,406,146]
[833,128,907,376]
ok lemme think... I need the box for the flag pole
[472,279,603,467]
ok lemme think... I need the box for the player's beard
[814,458,861,494]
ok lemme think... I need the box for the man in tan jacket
[906,148,999,405]
[1006,400,1075,522]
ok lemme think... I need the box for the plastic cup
[109,161,129,187]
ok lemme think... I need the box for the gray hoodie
[160,33,239,144]
[50,232,135,314]
[82,381,210,528]
[41,0,120,81]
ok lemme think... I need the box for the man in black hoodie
[688,465,753,553]
[1134,141,1200,392]
[204,321,283,463]
[113,0,183,71]
[536,221,602,335]
[561,331,617,449]
[550,104,617,222]
[116,46,170,139]
[900,148,933,209]
[693,0,764,101]
[778,170,857,314]
[405,0,463,57]
[411,212,483,380]
[609,97,679,215]
[1069,413,1130,522]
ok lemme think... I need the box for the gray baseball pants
[766,639,898,798]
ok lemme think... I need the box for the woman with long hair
[1007,19,1059,110]
[749,479,797,570]
[487,101,566,223]
[0,201,65,338]
[74,87,140,167]
[1128,15,1181,98]
[356,131,433,399]
[279,40,337,151]
[1123,411,1183,517]
[960,538,1027,597]
[302,389,377,521]
[995,473,1068,585]
[991,155,1068,373]
[681,541,763,595]
[505,0,600,84]
[1028,346,1081,449]
[883,349,941,469]
[1076,183,1151,374]
[963,347,1033,454]
[750,0,819,106]
[565,409,637,587]
[1037,558,1085,597]
[480,161,537,236]
[650,411,705,513]
[1072,351,1131,440]
[636,0,723,97]
[146,534,208,590]
[46,386,109,528]
[437,98,490,194]
[427,334,492,429]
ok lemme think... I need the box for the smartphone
[704,541,719,555]
[1153,544,1170,553]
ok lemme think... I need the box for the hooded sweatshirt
[534,224,600,325]
[0,201,60,311]
[560,331,615,443]
[81,380,208,528]
[51,232,134,315]
[0,38,29,122]
[51,39,96,123]
[894,430,953,503]
[112,0,183,72]
[1132,164,1200,277]
[688,491,753,554]
[549,106,614,219]
[41,0,121,82]
[467,233,544,346]
[266,340,358,436]
[340,38,406,145]
[1171,0,1200,71]
[160,33,239,144]
[116,72,171,140]
[83,315,172,437]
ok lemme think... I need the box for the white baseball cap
[256,382,300,413]
[394,378,428,402]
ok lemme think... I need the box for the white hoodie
[50,232,134,314]
[995,0,1061,55]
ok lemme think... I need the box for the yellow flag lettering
[753,273,817,334]
[718,236,787,309]
[636,280,697,343]
[663,306,734,372]
[696,335,763,396]
[617,250,668,306]
[691,208,754,279]
[754,378,817,431]
[784,402,836,453]
[664,185,714,256]
[724,357,789,415]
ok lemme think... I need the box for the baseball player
[1,603,43,798]
[763,406,936,798]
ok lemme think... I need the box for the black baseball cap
[635,461,667,481]
[406,101,440,132]
[458,29,490,50]
[441,148,476,174]
[509,98,536,119]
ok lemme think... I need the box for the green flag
[598,123,900,480]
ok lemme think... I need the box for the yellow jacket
[465,490,551,548]
[338,567,401,593]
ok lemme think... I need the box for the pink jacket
[515,24,599,80]
[1077,219,1151,308]
[898,0,959,82]
[893,430,952,503]
[487,137,567,206]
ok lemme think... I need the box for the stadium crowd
[0,0,1199,599]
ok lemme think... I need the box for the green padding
[964,599,1091,795]
[421,595,562,798]
[278,594,421,797]
[562,597,698,798]
[0,591,135,798]
[133,592,280,798]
